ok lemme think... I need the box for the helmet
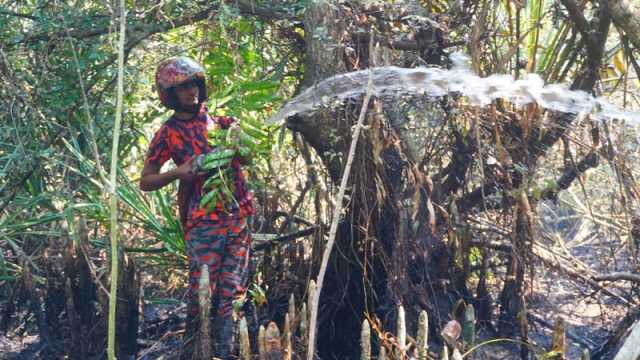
[155,56,207,111]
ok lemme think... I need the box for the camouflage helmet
[155,56,207,110]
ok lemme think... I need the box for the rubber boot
[214,316,235,359]
[241,298,260,354]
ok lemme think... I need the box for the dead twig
[527,313,598,350]
[593,272,640,284]
[470,237,636,305]
[253,226,320,251]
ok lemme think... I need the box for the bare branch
[253,226,320,251]
[609,0,640,50]
[540,152,599,200]
[14,1,296,47]
[528,313,598,350]
[560,0,593,47]
[457,181,500,214]
[478,238,635,305]
[0,9,38,20]
[433,130,477,202]
[594,272,640,283]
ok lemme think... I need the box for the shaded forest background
[1,0,640,359]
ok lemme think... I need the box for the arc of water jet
[267,53,640,126]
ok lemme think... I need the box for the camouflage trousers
[184,216,252,319]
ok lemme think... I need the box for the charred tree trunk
[51,220,140,359]
[287,0,611,358]
[289,2,455,358]
[498,198,533,359]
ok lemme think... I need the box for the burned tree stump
[61,222,140,359]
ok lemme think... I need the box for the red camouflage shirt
[146,107,254,229]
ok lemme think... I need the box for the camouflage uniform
[148,57,255,358]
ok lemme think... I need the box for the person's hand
[174,156,199,182]
[236,145,253,165]
[226,123,241,148]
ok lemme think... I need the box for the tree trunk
[58,220,140,359]
[609,0,640,50]
[289,2,454,357]
[287,0,612,357]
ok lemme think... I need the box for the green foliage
[247,283,268,306]
[199,118,273,212]
[525,0,544,70]
[61,136,184,265]
[202,17,285,116]
[189,11,296,214]
[0,0,301,277]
